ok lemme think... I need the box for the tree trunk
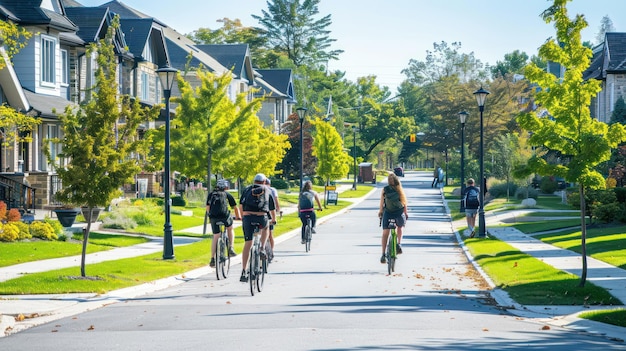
[578,185,588,287]
[202,136,212,236]
[80,206,94,277]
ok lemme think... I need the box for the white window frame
[141,72,149,101]
[40,35,56,86]
[61,49,69,85]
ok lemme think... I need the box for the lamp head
[473,86,490,108]
[296,107,307,122]
[459,111,468,124]
[156,66,179,92]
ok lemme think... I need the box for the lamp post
[459,111,468,212]
[157,65,178,259]
[297,107,307,193]
[352,125,358,190]
[473,86,489,238]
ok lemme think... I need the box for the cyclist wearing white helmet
[264,178,281,263]
[207,179,241,267]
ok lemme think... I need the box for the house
[196,44,257,103]
[255,69,296,133]
[583,32,626,124]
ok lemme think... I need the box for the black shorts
[242,214,268,241]
[382,209,406,229]
[210,215,233,234]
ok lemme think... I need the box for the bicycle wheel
[257,254,266,292]
[387,231,396,274]
[249,246,257,296]
[215,236,224,280]
[305,219,312,253]
[221,233,231,278]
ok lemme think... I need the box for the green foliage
[101,211,137,230]
[488,181,518,199]
[43,217,64,237]
[610,96,626,125]
[0,223,18,242]
[29,221,58,241]
[515,186,539,200]
[269,178,289,189]
[171,196,186,207]
[540,177,558,194]
[184,188,207,206]
[14,221,31,240]
[0,19,31,68]
[311,118,350,182]
[591,202,623,223]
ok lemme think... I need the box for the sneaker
[469,229,476,238]
[311,228,316,234]
[396,244,403,254]
[301,237,306,244]
[266,247,274,263]
[260,248,267,260]
[239,271,248,282]
[380,255,386,264]
[228,247,237,257]
[209,258,215,267]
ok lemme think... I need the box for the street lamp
[352,125,357,190]
[157,65,178,259]
[459,111,468,213]
[297,107,307,193]
[473,86,490,238]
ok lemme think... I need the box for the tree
[401,41,488,86]
[610,96,626,125]
[595,15,615,45]
[311,118,349,185]
[252,0,343,67]
[45,17,160,277]
[517,0,626,286]
[490,50,529,78]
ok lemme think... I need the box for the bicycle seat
[215,221,225,226]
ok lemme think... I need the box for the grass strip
[0,233,150,268]
[464,236,620,306]
[579,309,626,328]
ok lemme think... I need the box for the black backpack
[299,191,315,210]
[242,185,269,212]
[384,186,404,212]
[208,191,229,218]
[465,187,480,209]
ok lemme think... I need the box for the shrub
[0,222,18,241]
[7,208,21,222]
[614,187,626,204]
[184,187,207,206]
[269,178,289,190]
[592,202,623,223]
[102,211,137,230]
[14,221,31,240]
[43,217,64,237]
[606,177,617,189]
[0,201,6,221]
[540,177,558,194]
[29,221,58,240]
[515,186,539,200]
[487,181,518,198]
[171,196,186,207]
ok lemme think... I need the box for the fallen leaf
[88,325,95,330]
[15,314,25,321]
[541,325,551,330]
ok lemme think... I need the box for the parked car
[393,167,404,177]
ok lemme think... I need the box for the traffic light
[409,134,416,143]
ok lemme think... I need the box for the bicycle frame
[214,221,230,280]
[249,222,266,296]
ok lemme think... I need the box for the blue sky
[77,0,626,92]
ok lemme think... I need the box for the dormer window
[40,35,56,85]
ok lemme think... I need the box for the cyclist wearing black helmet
[207,179,241,267]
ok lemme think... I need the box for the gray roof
[0,0,78,32]
[65,6,109,42]
[196,44,249,78]
[23,89,76,119]
[97,0,166,27]
[605,33,626,72]
[162,26,229,74]
[256,69,293,98]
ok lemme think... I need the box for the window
[43,125,59,171]
[41,36,56,85]
[61,49,68,85]
[141,72,149,101]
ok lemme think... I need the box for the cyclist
[207,179,241,268]
[298,180,323,243]
[238,173,277,282]
[378,173,408,263]
[265,178,282,263]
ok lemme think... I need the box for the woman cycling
[378,173,408,263]
[298,180,323,243]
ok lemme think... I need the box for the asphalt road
[1,172,623,350]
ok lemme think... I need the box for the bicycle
[249,221,266,296]
[214,220,230,280]
[382,217,398,274]
[302,212,313,252]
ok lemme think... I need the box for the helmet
[265,178,271,185]
[216,179,229,190]
[254,173,267,183]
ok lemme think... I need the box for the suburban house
[0,0,296,212]
[584,32,626,124]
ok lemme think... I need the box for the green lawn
[0,233,149,268]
